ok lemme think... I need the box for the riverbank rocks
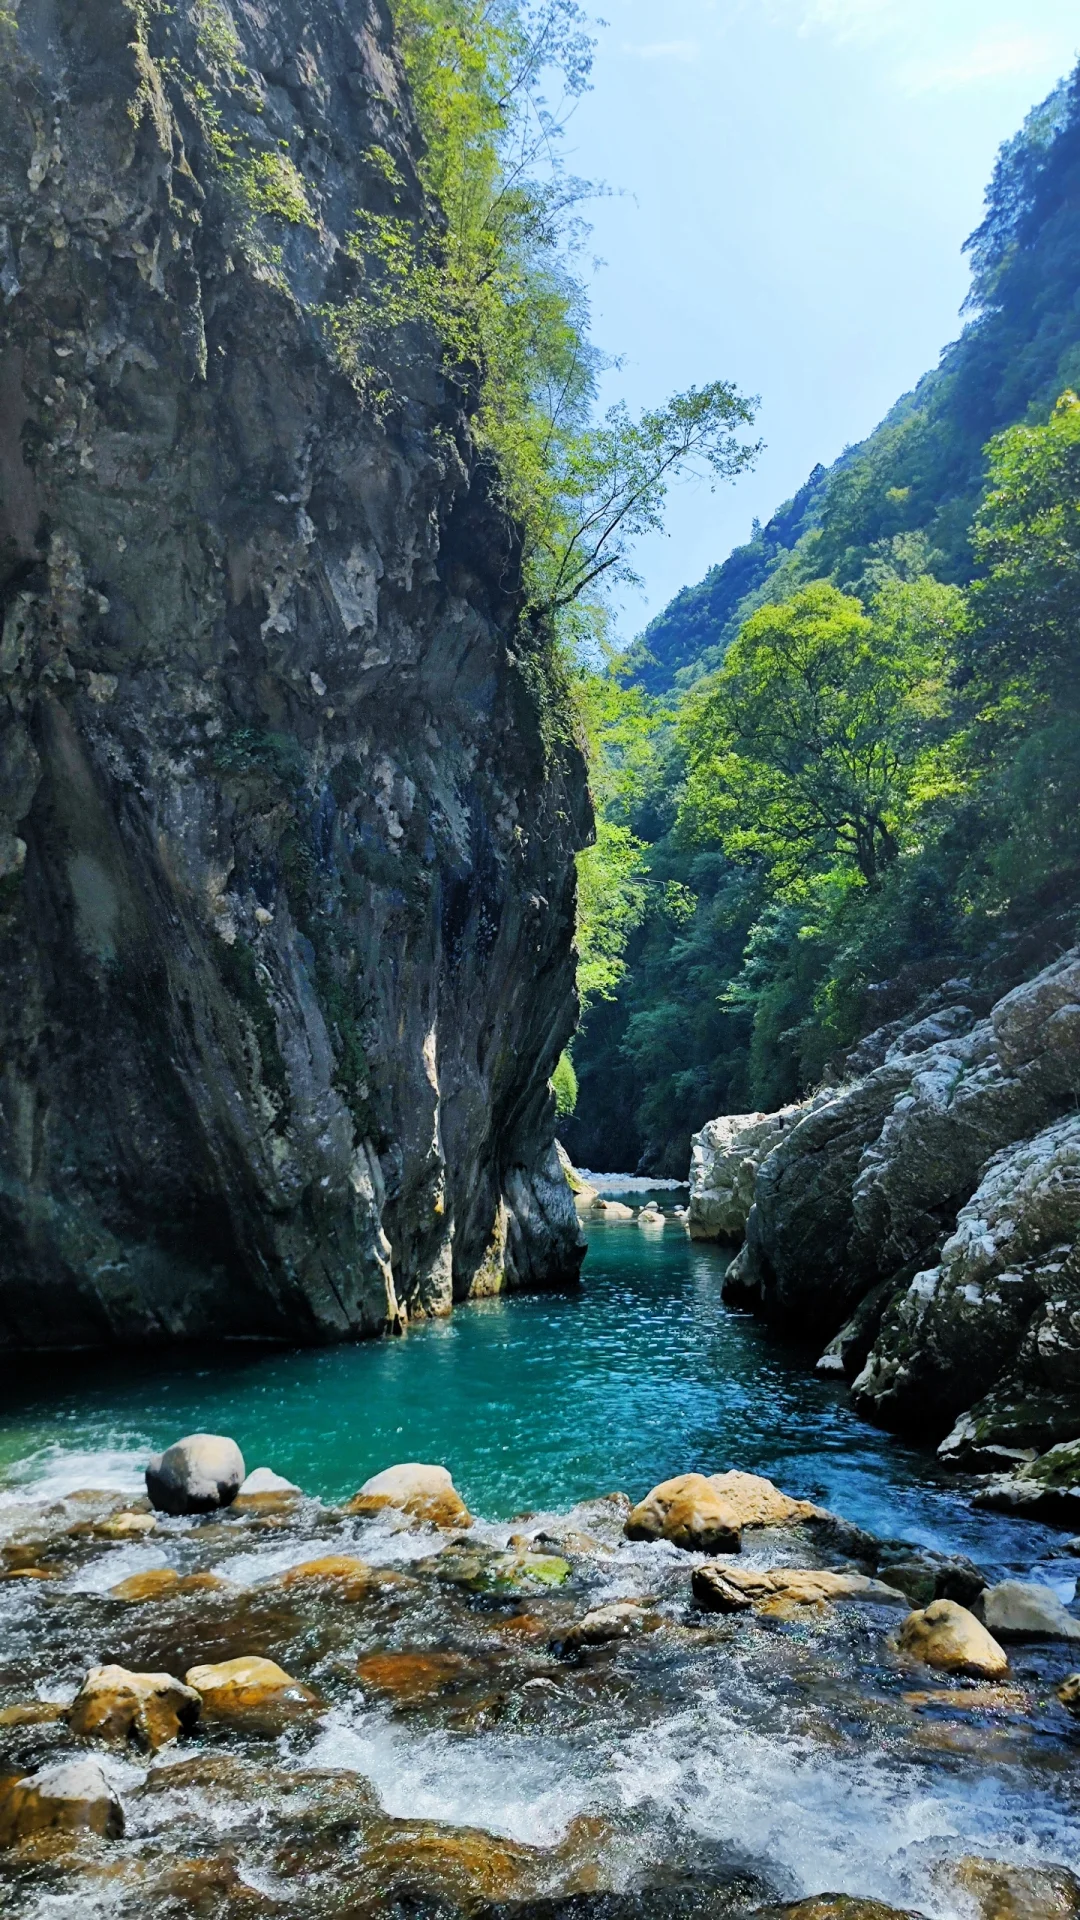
[69,1665,201,1751]
[897,1600,1009,1677]
[692,950,1080,1454]
[146,1436,246,1517]
[973,1440,1080,1525]
[184,1657,319,1726]
[975,1580,1080,1641]
[556,1601,659,1654]
[0,1760,124,1845]
[689,1105,812,1242]
[346,1463,473,1531]
[557,1144,600,1212]
[692,1565,907,1615]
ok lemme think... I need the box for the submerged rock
[277,1555,374,1598]
[556,1601,659,1654]
[0,1759,124,1845]
[346,1462,473,1530]
[110,1569,230,1602]
[69,1664,201,1751]
[975,1581,1080,1641]
[897,1599,1009,1678]
[146,1435,245,1516]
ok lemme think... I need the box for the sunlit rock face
[701,952,1080,1454]
[0,0,587,1347]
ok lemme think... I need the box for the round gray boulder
[145,1433,246,1516]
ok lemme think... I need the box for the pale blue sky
[564,0,1080,640]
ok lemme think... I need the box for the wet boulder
[975,1580,1080,1640]
[0,1759,124,1845]
[624,1475,742,1554]
[69,1664,202,1751]
[595,1200,634,1221]
[942,1856,1080,1920]
[555,1601,659,1654]
[875,1548,988,1609]
[146,1434,246,1516]
[345,1462,473,1530]
[897,1599,1008,1677]
[110,1568,231,1602]
[692,1565,907,1614]
[184,1656,320,1727]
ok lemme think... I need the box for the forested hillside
[562,62,1080,1176]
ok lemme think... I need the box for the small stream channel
[1,1206,1078,1915]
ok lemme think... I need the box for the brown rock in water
[110,1569,230,1602]
[357,1651,472,1702]
[345,1463,473,1530]
[943,1856,1080,1920]
[897,1600,1009,1678]
[277,1554,373,1598]
[69,1664,202,1751]
[1057,1672,1080,1713]
[624,1475,742,1554]
[706,1470,821,1528]
[184,1656,320,1725]
[757,1902,927,1920]
[693,1565,906,1613]
[0,1760,124,1845]
[0,1702,67,1729]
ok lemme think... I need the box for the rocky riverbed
[1,1446,1079,1919]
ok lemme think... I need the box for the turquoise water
[0,1216,1072,1580]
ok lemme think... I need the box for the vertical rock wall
[0,0,589,1347]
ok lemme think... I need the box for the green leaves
[678,577,964,891]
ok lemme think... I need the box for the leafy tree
[678,578,964,890]
[968,390,1080,702]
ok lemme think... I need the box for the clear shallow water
[0,1216,1073,1585]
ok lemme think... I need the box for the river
[1,1209,1078,1916]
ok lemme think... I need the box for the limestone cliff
[0,0,589,1347]
[691,953,1080,1465]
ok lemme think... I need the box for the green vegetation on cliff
[562,64,1080,1175]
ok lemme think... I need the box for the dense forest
[560,64,1080,1176]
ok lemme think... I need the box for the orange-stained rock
[0,1702,66,1729]
[345,1462,472,1531]
[904,1687,1030,1714]
[624,1474,742,1553]
[356,1651,471,1702]
[705,1470,821,1529]
[0,1760,124,1845]
[277,1555,373,1598]
[109,1569,230,1603]
[69,1665,201,1751]
[898,1600,1009,1678]
[184,1656,320,1724]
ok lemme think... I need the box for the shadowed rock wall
[0,0,588,1347]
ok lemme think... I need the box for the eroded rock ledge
[689,952,1080,1467]
[0,0,588,1347]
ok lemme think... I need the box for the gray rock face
[146,1433,245,1515]
[0,0,587,1347]
[697,949,1080,1454]
[688,1104,812,1243]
